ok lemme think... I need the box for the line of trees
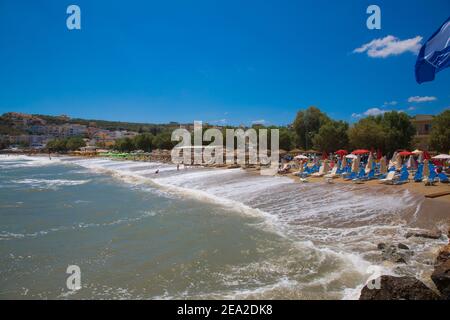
[114,131,175,152]
[290,106,449,155]
[46,137,86,152]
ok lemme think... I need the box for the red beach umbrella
[377,149,383,160]
[398,150,413,157]
[335,149,348,156]
[352,149,370,155]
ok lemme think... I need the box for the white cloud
[251,119,266,125]
[407,96,437,103]
[351,113,362,118]
[407,106,416,111]
[383,101,398,106]
[364,108,387,116]
[354,35,422,58]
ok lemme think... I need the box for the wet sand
[283,173,450,231]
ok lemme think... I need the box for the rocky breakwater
[360,227,450,300]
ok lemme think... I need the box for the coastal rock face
[405,230,442,240]
[431,244,450,299]
[359,275,441,300]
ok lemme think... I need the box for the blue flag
[415,16,450,84]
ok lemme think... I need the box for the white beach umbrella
[423,159,430,178]
[388,151,396,168]
[380,156,387,174]
[351,155,360,173]
[395,153,402,171]
[340,157,347,170]
[417,152,424,163]
[432,154,450,160]
[345,154,357,159]
[294,154,308,160]
[406,155,417,169]
[412,149,423,155]
[365,153,374,174]
[323,160,330,173]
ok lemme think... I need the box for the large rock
[378,243,412,264]
[435,244,450,264]
[431,244,450,299]
[431,261,450,299]
[359,275,441,300]
[405,230,442,239]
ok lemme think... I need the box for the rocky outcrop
[405,230,442,239]
[377,243,413,264]
[359,275,441,300]
[431,244,450,299]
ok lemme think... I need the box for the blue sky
[0,0,449,125]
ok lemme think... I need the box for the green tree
[278,128,296,151]
[66,137,86,151]
[46,139,67,152]
[292,106,330,150]
[348,118,386,151]
[312,120,349,152]
[115,138,135,152]
[133,133,154,152]
[380,111,416,153]
[153,131,174,149]
[429,110,450,153]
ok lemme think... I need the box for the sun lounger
[311,165,325,177]
[394,170,409,185]
[414,164,423,182]
[438,172,449,183]
[380,171,397,184]
[324,166,339,178]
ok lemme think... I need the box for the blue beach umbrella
[415,16,450,84]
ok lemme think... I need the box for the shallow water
[0,155,445,299]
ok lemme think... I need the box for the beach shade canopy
[335,149,348,156]
[380,156,387,174]
[412,149,423,155]
[432,154,450,160]
[406,155,418,169]
[395,153,403,171]
[345,154,358,159]
[352,149,370,155]
[398,150,413,157]
[365,153,374,174]
[423,159,430,177]
[294,154,308,160]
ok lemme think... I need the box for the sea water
[0,155,445,299]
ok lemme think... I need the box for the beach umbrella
[376,149,383,160]
[365,153,374,174]
[412,149,423,155]
[406,155,418,169]
[398,150,413,157]
[323,160,330,173]
[351,155,360,173]
[294,154,308,160]
[389,151,398,168]
[417,152,424,163]
[345,154,357,159]
[432,154,450,160]
[423,159,430,177]
[395,153,402,171]
[335,149,348,156]
[380,156,387,174]
[352,149,370,155]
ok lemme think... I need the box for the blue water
[0,155,444,299]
